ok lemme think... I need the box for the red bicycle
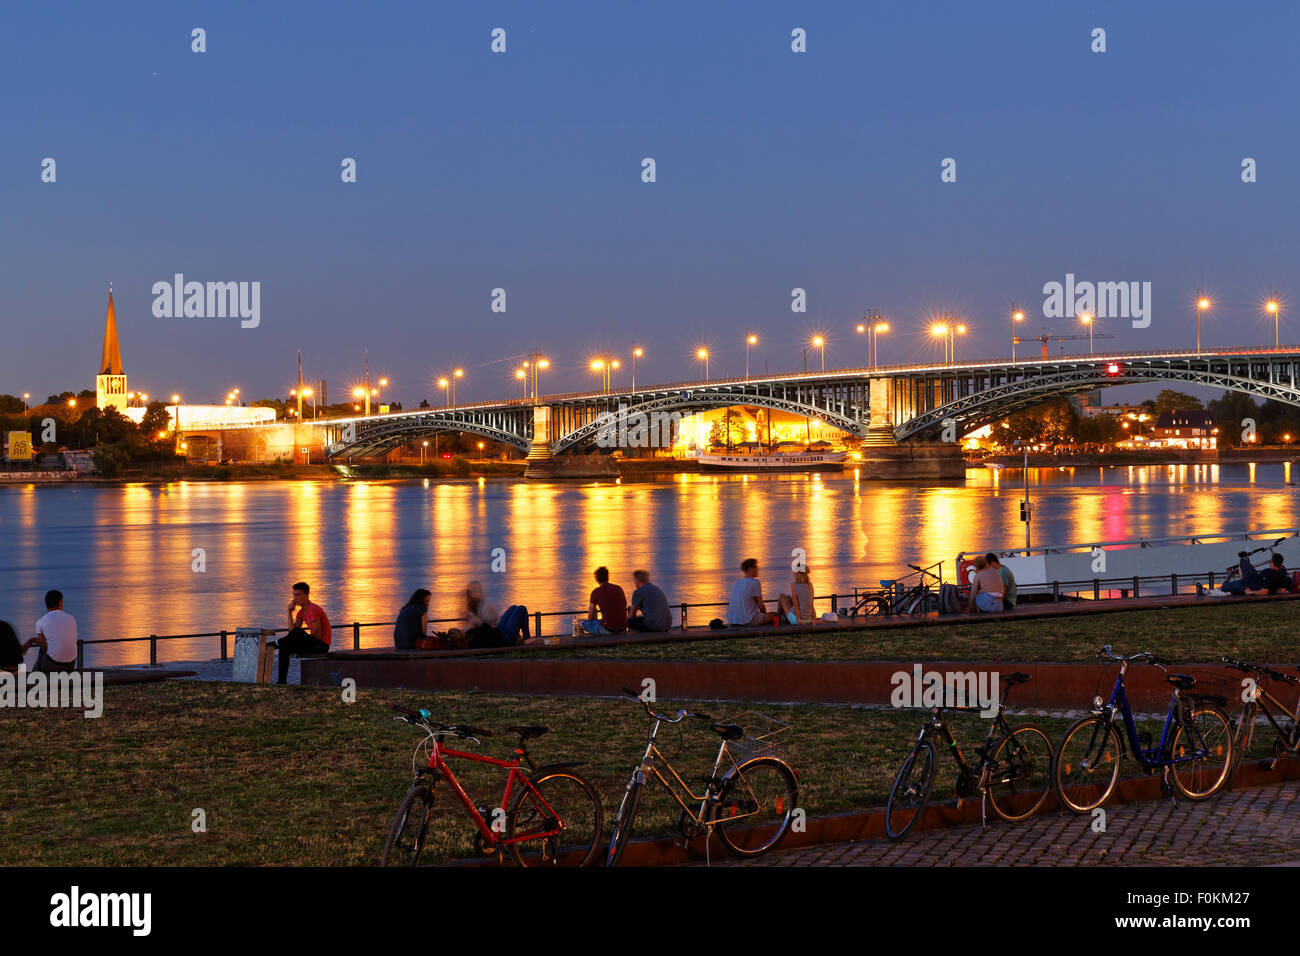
[380,705,604,867]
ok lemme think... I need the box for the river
[1,462,1294,666]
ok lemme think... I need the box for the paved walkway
[707,782,1300,866]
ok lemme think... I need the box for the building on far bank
[1151,409,1217,449]
[94,288,273,430]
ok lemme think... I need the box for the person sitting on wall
[986,554,1017,610]
[967,556,1005,613]
[627,570,672,632]
[579,566,627,636]
[394,589,431,650]
[273,581,332,685]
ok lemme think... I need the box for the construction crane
[1016,329,1117,358]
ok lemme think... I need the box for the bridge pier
[523,404,618,479]
[855,441,966,480]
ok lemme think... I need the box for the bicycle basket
[723,711,792,765]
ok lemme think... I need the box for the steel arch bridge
[312,347,1300,458]
[890,349,1300,441]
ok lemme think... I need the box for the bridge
[192,346,1300,476]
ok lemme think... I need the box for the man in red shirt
[273,581,332,684]
[580,567,627,636]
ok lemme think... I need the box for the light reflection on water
[0,463,1293,666]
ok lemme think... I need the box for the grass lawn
[493,601,1300,665]
[0,680,1104,866]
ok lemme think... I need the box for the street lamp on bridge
[811,334,825,371]
[745,332,758,381]
[1196,291,1211,355]
[519,352,549,400]
[857,314,888,369]
[632,345,643,389]
[437,377,449,407]
[696,347,710,383]
[930,320,965,363]
[1267,299,1281,349]
[1011,305,1025,364]
[1079,312,1094,354]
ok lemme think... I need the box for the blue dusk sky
[2,0,1297,406]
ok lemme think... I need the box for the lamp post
[515,368,527,399]
[451,370,461,407]
[1267,299,1280,349]
[1196,291,1210,355]
[1011,304,1025,364]
[812,335,825,371]
[21,392,28,412]
[632,345,643,389]
[438,377,449,407]
[590,358,606,393]
[520,352,549,400]
[697,348,709,383]
[1079,312,1093,354]
[171,394,183,455]
[857,314,888,369]
[745,332,757,381]
[421,440,428,465]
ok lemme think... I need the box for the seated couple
[394,582,539,650]
[726,558,817,627]
[1213,553,1293,597]
[968,554,1015,613]
[577,568,672,636]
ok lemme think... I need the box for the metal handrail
[73,590,862,667]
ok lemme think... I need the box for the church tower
[96,288,129,411]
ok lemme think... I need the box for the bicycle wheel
[1053,716,1123,813]
[884,738,936,840]
[715,757,799,857]
[603,775,644,867]
[506,769,604,867]
[379,780,436,866]
[1170,704,1233,799]
[985,724,1053,823]
[1228,702,1256,788]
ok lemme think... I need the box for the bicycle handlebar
[619,686,713,724]
[1221,657,1300,685]
[390,705,495,737]
[1098,645,1168,667]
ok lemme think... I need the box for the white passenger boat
[698,442,848,471]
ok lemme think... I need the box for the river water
[1,462,1294,666]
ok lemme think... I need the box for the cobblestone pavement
[708,782,1300,866]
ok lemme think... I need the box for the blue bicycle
[1052,646,1235,812]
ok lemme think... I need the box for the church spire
[100,288,123,375]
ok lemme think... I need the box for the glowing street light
[437,377,450,406]
[1267,299,1281,349]
[1011,304,1026,364]
[696,347,710,383]
[1079,312,1094,354]
[515,367,527,399]
[421,439,428,465]
[857,313,888,369]
[21,392,29,412]
[811,334,825,371]
[631,345,643,390]
[1195,291,1211,354]
[745,332,758,381]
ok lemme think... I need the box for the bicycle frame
[1097,663,1212,771]
[420,736,565,849]
[1241,678,1300,752]
[916,690,1016,793]
[631,716,757,828]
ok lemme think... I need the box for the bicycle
[884,672,1054,840]
[850,561,942,618]
[604,688,799,866]
[380,705,603,867]
[1053,646,1234,813]
[1222,657,1300,783]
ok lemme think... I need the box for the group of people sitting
[393,567,676,648]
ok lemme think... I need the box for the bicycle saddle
[1000,672,1031,685]
[711,723,744,740]
[507,725,549,739]
[1165,674,1197,691]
